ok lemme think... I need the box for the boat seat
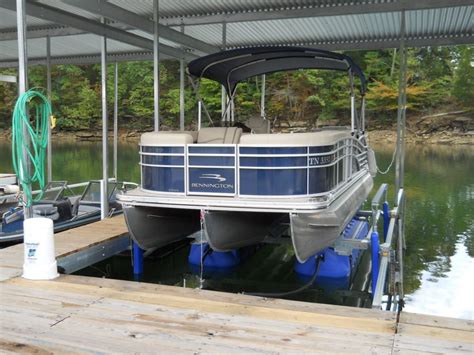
[240,130,351,145]
[197,127,242,144]
[246,115,270,134]
[140,132,194,145]
[161,130,198,142]
[33,204,60,221]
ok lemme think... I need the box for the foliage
[0,46,472,131]
[452,46,474,107]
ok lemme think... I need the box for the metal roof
[0,0,472,67]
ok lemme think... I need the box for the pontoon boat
[117,47,376,262]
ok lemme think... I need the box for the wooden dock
[1,216,472,353]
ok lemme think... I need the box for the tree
[452,46,474,107]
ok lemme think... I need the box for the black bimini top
[188,46,367,96]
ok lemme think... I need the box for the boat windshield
[80,181,117,204]
[40,181,67,201]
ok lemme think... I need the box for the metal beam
[0,25,85,40]
[221,22,229,123]
[0,51,162,68]
[113,61,118,180]
[0,0,195,60]
[0,32,471,69]
[100,17,109,220]
[179,25,185,131]
[58,234,130,274]
[160,0,474,25]
[16,0,33,219]
[0,22,135,41]
[153,0,159,132]
[228,34,474,52]
[260,74,265,118]
[395,11,408,200]
[46,34,52,183]
[61,0,218,54]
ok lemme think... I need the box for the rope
[11,89,51,207]
[377,143,398,175]
[242,255,324,298]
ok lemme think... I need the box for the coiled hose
[11,89,51,207]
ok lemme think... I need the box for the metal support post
[179,25,185,131]
[198,100,202,130]
[349,72,355,134]
[221,22,227,124]
[16,0,32,219]
[382,201,390,242]
[100,18,109,220]
[231,98,235,123]
[132,241,144,278]
[361,96,366,132]
[261,74,266,118]
[113,61,118,180]
[46,35,52,183]
[371,231,380,295]
[395,11,407,200]
[153,0,160,132]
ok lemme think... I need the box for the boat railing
[139,136,369,199]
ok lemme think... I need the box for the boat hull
[204,211,284,251]
[290,173,373,262]
[123,205,200,250]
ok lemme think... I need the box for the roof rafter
[60,0,219,54]
[160,0,474,26]
[0,25,85,40]
[0,0,197,60]
[0,51,162,68]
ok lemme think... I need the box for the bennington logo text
[191,173,233,190]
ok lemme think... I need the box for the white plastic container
[22,217,59,280]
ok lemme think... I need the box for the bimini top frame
[187,46,367,97]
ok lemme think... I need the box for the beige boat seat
[246,115,270,134]
[240,130,351,145]
[197,127,242,144]
[140,132,194,145]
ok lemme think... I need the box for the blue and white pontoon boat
[117,47,376,262]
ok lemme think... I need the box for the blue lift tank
[294,218,369,290]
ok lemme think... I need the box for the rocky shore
[1,111,472,145]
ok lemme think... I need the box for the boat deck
[0,216,472,353]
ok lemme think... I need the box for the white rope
[377,144,398,175]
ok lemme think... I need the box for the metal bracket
[58,234,130,274]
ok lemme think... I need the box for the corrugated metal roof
[176,7,472,48]
[0,0,472,66]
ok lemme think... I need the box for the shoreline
[2,129,473,145]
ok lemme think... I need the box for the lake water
[1,140,472,319]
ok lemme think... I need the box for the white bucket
[22,217,59,280]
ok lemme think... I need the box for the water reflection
[1,140,472,317]
[403,235,473,319]
[372,143,473,319]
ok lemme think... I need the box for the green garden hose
[11,89,51,207]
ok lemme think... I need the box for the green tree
[452,46,474,107]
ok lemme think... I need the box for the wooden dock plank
[0,275,394,354]
[0,215,128,271]
[6,276,396,334]
[395,313,474,354]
